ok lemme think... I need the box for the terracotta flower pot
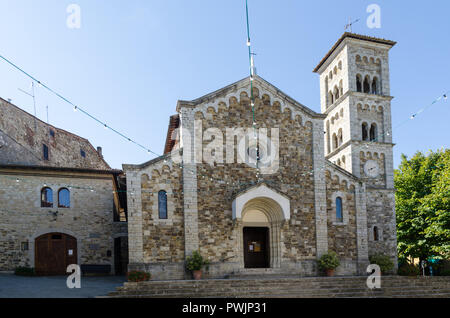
[193,270,203,280]
[325,269,335,277]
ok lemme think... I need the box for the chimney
[97,146,103,158]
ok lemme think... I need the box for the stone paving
[0,273,126,298]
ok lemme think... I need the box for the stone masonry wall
[366,188,398,267]
[325,170,358,274]
[0,169,119,272]
[140,164,184,264]
[0,98,109,169]
[194,87,319,271]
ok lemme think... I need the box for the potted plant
[318,251,340,276]
[369,254,394,275]
[14,267,35,276]
[126,270,151,282]
[397,263,420,276]
[186,251,209,280]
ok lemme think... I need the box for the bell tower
[314,33,396,190]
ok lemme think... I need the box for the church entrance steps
[106,276,450,298]
[226,268,294,279]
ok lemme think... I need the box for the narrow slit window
[374,227,379,241]
[43,144,49,161]
[336,197,343,223]
[158,190,168,219]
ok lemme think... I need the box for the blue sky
[0,0,448,169]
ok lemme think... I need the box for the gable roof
[313,32,397,73]
[177,75,326,119]
[163,114,180,154]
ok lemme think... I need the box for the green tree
[395,149,450,263]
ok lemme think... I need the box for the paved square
[0,274,125,298]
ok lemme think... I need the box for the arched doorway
[232,184,290,270]
[240,197,285,269]
[35,233,77,275]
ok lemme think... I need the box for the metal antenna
[345,18,360,33]
[18,82,37,131]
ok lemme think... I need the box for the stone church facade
[124,33,398,280]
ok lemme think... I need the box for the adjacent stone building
[0,98,128,275]
[124,33,398,279]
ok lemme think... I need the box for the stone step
[107,290,450,298]
[108,276,450,298]
[116,283,450,293]
[117,279,450,292]
[110,286,450,298]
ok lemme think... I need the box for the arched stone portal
[232,184,290,269]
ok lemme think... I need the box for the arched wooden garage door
[35,233,77,276]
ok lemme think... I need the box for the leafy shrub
[14,267,35,276]
[369,254,394,274]
[435,260,450,276]
[398,263,420,276]
[318,251,340,271]
[186,251,210,271]
[440,269,450,276]
[127,271,151,282]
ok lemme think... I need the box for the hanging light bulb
[444,94,447,100]
[104,124,108,129]
[247,39,251,47]
[73,106,78,112]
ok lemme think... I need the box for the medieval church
[0,32,397,279]
[124,33,398,279]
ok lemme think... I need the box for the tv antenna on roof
[18,82,37,131]
[345,18,360,33]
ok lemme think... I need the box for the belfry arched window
[41,187,53,208]
[370,123,377,142]
[362,123,369,141]
[332,133,338,150]
[158,190,168,219]
[363,76,371,93]
[336,197,343,223]
[356,75,362,92]
[334,86,340,101]
[371,77,379,94]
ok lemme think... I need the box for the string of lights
[0,27,447,190]
[0,53,162,158]
[361,90,448,150]
[2,87,448,192]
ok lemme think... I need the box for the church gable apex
[176,75,325,120]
